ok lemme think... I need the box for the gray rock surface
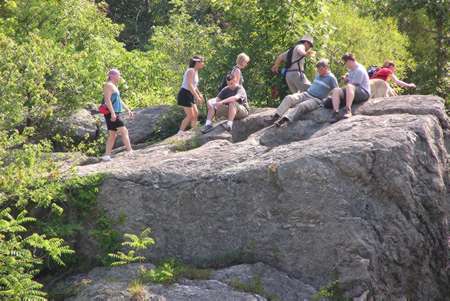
[58,263,267,301]
[77,95,450,300]
[109,105,171,147]
[211,262,317,301]
[49,109,101,147]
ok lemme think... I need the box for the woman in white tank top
[177,55,205,135]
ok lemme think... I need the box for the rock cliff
[76,95,450,300]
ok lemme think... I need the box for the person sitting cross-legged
[201,73,249,133]
[269,59,339,127]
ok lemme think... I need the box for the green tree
[99,0,172,50]
[353,0,449,98]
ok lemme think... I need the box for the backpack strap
[291,55,305,72]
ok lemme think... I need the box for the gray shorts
[323,86,369,109]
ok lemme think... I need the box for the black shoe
[201,124,214,134]
[329,111,340,123]
[274,117,289,127]
[266,113,280,125]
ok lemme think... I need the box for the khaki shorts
[216,102,249,120]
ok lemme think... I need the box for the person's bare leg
[331,88,342,113]
[105,130,117,156]
[228,103,237,122]
[179,106,193,131]
[118,126,132,152]
[344,84,355,118]
[191,104,199,129]
[206,98,216,122]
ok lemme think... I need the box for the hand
[111,113,117,122]
[198,94,205,103]
[409,83,416,89]
[306,50,316,57]
[127,109,134,118]
[215,101,223,109]
[271,65,279,74]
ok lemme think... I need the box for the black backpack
[284,44,305,72]
[367,66,380,79]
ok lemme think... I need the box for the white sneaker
[101,155,112,161]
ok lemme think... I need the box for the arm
[219,95,240,105]
[296,44,315,58]
[271,52,285,73]
[391,74,416,88]
[103,83,116,121]
[121,101,134,118]
[217,88,246,105]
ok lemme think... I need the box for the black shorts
[177,88,195,107]
[323,86,370,109]
[105,113,125,131]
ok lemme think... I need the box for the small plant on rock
[108,228,155,266]
[128,280,146,301]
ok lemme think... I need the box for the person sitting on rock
[271,35,315,94]
[201,73,249,133]
[326,53,371,123]
[269,59,339,127]
[176,55,205,136]
[371,60,416,96]
[218,52,250,92]
[101,69,134,162]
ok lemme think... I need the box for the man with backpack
[271,35,315,93]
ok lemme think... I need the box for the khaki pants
[276,92,321,121]
[285,71,311,93]
[216,102,249,120]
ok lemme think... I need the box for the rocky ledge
[75,95,450,300]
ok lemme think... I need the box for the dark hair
[341,53,356,62]
[189,55,204,68]
[383,60,395,68]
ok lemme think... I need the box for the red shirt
[373,67,393,81]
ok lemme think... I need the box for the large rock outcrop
[77,95,450,300]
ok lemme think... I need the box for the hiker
[102,69,134,162]
[326,53,370,123]
[269,59,339,127]
[371,60,416,95]
[177,55,205,135]
[218,52,250,92]
[271,35,315,93]
[201,72,249,133]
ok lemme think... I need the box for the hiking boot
[274,116,289,127]
[201,124,214,134]
[342,108,352,119]
[266,113,280,125]
[329,111,340,123]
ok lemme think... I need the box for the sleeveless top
[110,92,123,113]
[181,68,199,90]
[103,84,122,113]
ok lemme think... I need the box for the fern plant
[108,228,155,266]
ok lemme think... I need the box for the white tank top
[181,68,199,90]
